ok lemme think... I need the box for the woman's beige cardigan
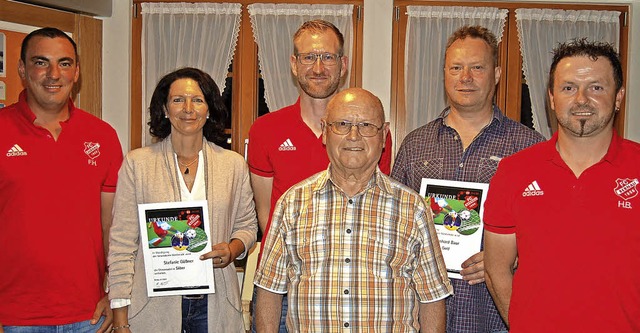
[108,137,257,332]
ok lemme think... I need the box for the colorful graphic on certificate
[419,179,488,279]
[138,200,215,297]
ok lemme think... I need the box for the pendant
[184,167,189,175]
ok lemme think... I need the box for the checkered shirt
[255,167,453,332]
[391,106,545,333]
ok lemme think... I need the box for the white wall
[102,0,131,154]
[101,0,640,153]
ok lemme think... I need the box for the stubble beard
[299,77,340,99]
[560,104,614,138]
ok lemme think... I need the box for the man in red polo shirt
[248,20,391,333]
[484,39,639,332]
[0,27,122,332]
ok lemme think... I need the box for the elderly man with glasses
[247,20,392,333]
[254,88,452,333]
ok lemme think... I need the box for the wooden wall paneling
[131,2,143,150]
[0,0,75,31]
[350,4,363,88]
[233,5,258,155]
[390,5,408,155]
[75,15,102,118]
[503,9,521,122]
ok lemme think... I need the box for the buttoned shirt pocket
[410,158,444,188]
[476,157,500,183]
[285,227,328,280]
[364,231,410,280]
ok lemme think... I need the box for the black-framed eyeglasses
[296,52,341,65]
[325,121,384,137]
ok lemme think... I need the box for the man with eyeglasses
[247,20,391,332]
[255,88,452,332]
[391,26,544,332]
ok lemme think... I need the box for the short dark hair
[446,25,499,66]
[21,27,78,63]
[148,67,227,145]
[293,19,344,56]
[548,38,623,93]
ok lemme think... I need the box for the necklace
[178,155,198,175]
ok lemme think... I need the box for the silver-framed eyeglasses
[296,52,341,65]
[326,121,384,137]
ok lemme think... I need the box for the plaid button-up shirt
[255,167,453,332]
[392,106,545,333]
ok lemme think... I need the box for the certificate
[137,200,215,297]
[419,179,488,279]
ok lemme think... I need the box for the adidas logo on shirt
[6,144,28,157]
[522,180,544,197]
[278,138,297,151]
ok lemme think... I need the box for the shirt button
[345,258,351,263]
[346,229,352,234]
[344,322,350,328]
[344,289,349,294]
[459,163,464,168]
[348,199,353,204]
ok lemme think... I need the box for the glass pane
[520,74,535,130]
[220,62,233,149]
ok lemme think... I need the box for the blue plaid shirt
[392,106,545,333]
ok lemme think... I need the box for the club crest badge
[84,142,101,166]
[614,178,639,201]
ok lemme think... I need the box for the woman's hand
[200,239,245,268]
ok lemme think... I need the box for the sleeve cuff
[111,298,131,309]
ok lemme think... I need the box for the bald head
[326,88,385,124]
[323,88,388,180]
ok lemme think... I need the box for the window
[130,0,363,154]
[391,1,629,147]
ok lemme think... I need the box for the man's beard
[579,119,587,137]
[299,76,340,99]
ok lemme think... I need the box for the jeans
[4,317,105,333]
[182,295,208,333]
[251,288,288,333]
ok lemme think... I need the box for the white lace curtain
[141,2,241,145]
[516,8,620,138]
[404,6,508,134]
[248,4,353,112]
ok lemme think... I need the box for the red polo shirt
[0,91,123,325]
[484,131,640,332]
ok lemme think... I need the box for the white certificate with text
[419,179,488,279]
[138,200,215,297]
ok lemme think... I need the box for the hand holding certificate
[138,200,216,297]
[419,179,489,279]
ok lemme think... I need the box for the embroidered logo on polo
[6,144,27,157]
[614,178,638,210]
[84,142,101,166]
[278,138,296,151]
[522,180,544,197]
